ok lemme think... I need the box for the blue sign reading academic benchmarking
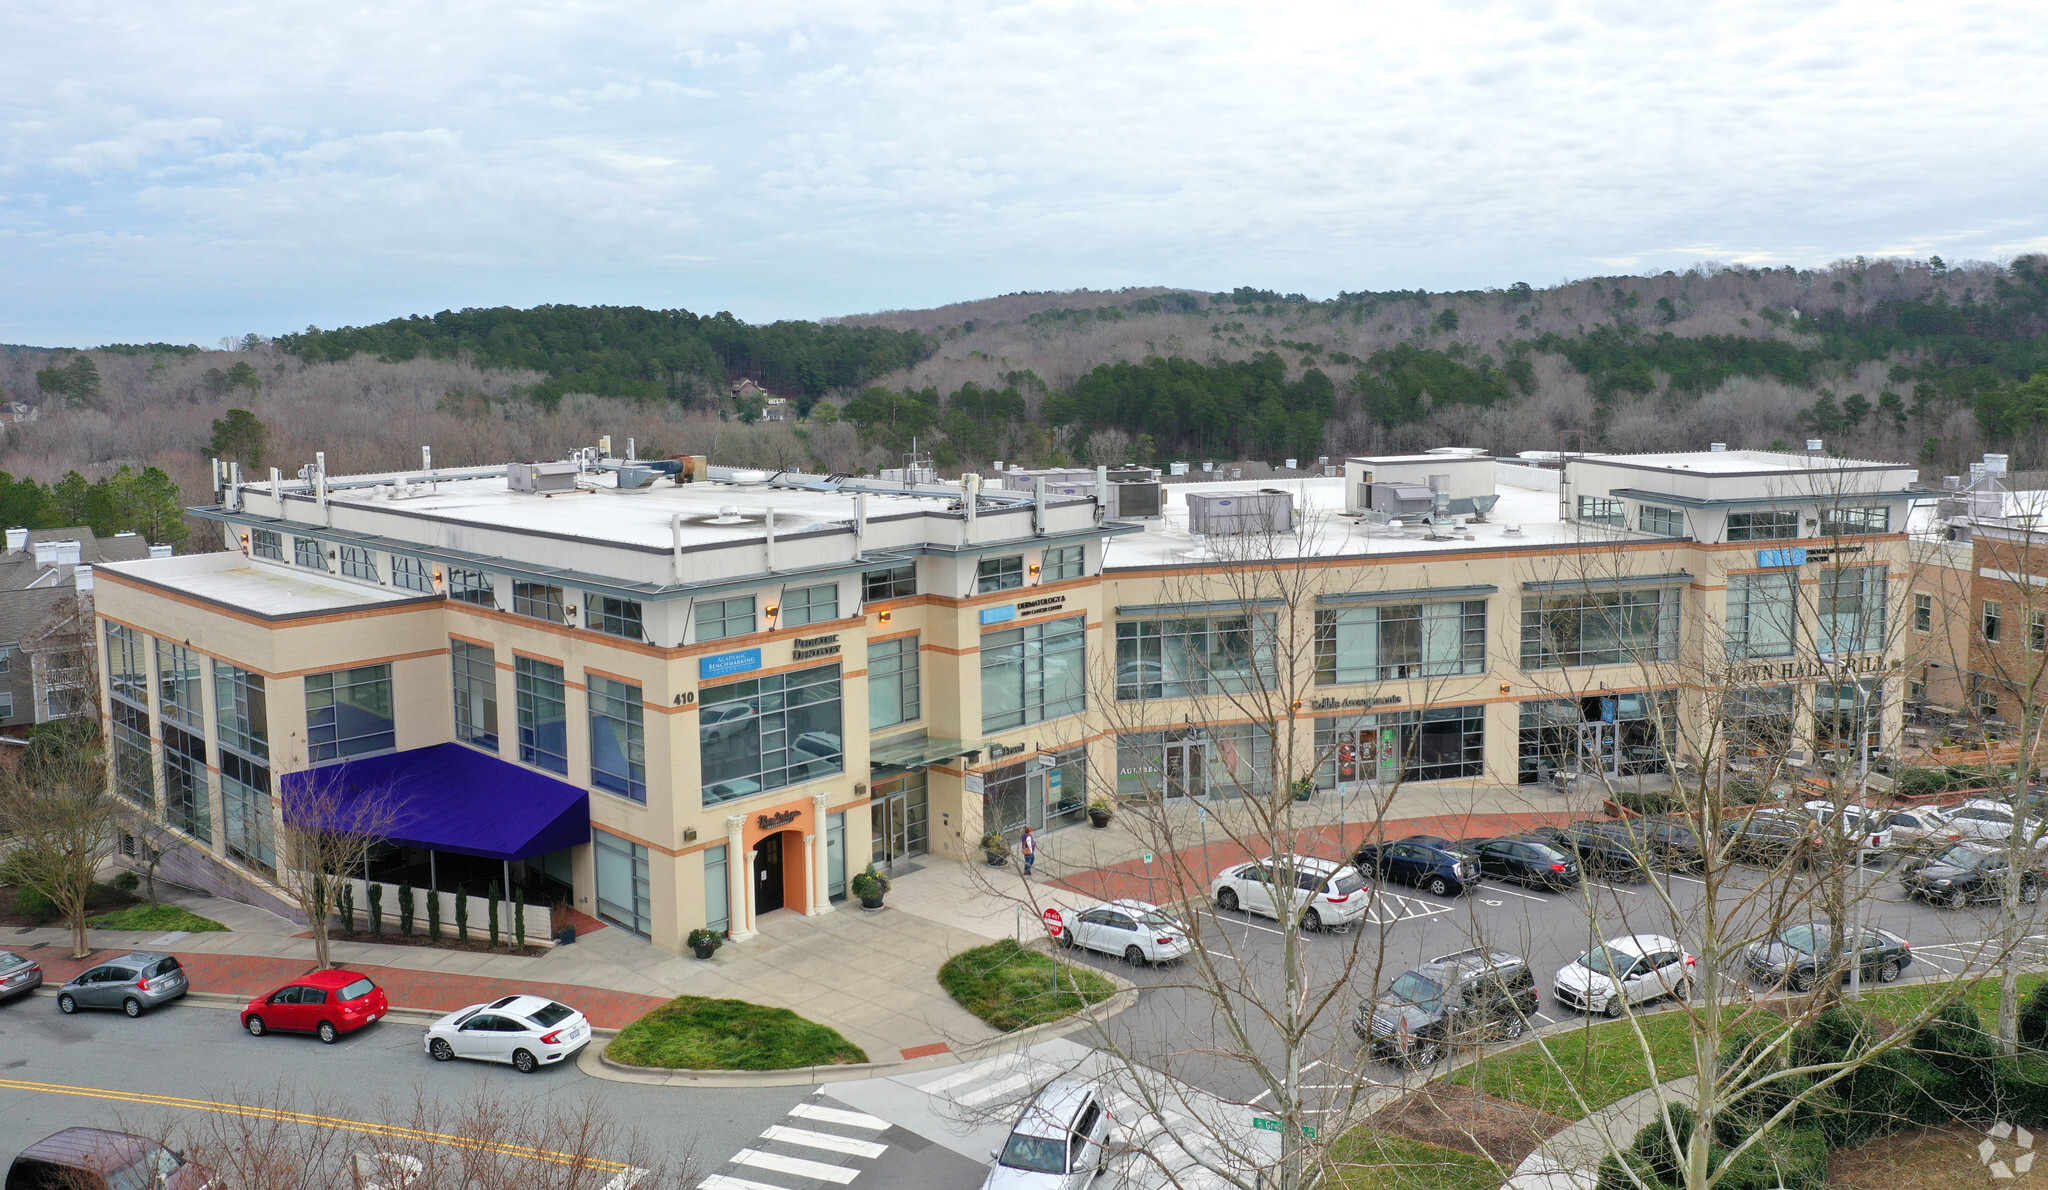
[700,647,763,679]
[1757,547,1808,569]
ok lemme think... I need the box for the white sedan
[1054,899,1192,965]
[424,995,590,1073]
[1553,933,1695,1017]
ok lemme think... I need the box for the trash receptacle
[556,923,576,945]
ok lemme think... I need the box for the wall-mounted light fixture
[1499,683,1512,695]
[1029,562,1042,576]
[878,610,892,624]
[765,603,780,619]
[565,605,578,619]
[683,827,698,842]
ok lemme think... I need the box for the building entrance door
[1578,723,1617,776]
[873,795,909,868]
[1164,742,1204,799]
[753,834,784,915]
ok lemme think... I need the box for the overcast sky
[5,0,2046,347]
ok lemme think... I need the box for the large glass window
[1315,601,1485,685]
[1042,545,1085,582]
[585,594,644,640]
[781,583,839,627]
[447,568,494,606]
[1726,572,1798,660]
[1516,692,1679,784]
[110,699,153,807]
[513,581,565,623]
[700,664,844,804]
[1520,588,1680,668]
[704,844,729,934]
[977,555,1024,593]
[450,640,498,751]
[1725,685,1796,757]
[391,555,435,593]
[1315,709,1484,786]
[306,664,395,761]
[696,596,756,642]
[1818,565,1887,654]
[214,663,268,761]
[1117,614,1277,699]
[1639,505,1685,536]
[339,545,379,582]
[162,724,211,843]
[106,622,147,705]
[862,564,917,602]
[1914,592,1933,633]
[1117,724,1273,801]
[250,528,283,560]
[515,657,568,774]
[589,674,646,802]
[869,635,921,729]
[871,770,931,864]
[1819,507,1890,536]
[594,830,651,937]
[155,639,204,730]
[1727,510,1799,541]
[982,616,1086,732]
[294,536,328,570]
[220,752,275,875]
[1576,496,1625,527]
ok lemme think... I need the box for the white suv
[1946,799,2048,847]
[1209,855,1368,931]
[1799,800,1895,856]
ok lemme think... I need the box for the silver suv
[55,951,188,1017]
[981,1079,1114,1189]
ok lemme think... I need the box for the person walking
[1020,826,1037,877]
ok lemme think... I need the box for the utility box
[1187,489,1294,535]
[509,460,579,494]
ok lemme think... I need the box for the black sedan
[1353,836,1481,897]
[1720,810,1818,865]
[1628,814,1706,870]
[1552,821,1649,881]
[1467,836,1581,890]
[1744,923,1912,992]
[1901,842,2046,909]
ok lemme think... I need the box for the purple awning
[280,743,591,862]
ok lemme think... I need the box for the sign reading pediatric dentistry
[699,647,763,679]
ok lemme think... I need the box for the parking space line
[1247,1089,1272,1105]
[1481,884,1550,902]
[1663,874,1708,887]
[1585,881,1639,896]
[1199,947,1239,962]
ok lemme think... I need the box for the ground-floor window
[828,812,846,901]
[220,751,275,874]
[703,844,729,934]
[595,831,651,937]
[873,770,931,867]
[110,698,153,807]
[1815,679,1885,756]
[1315,707,1484,788]
[161,724,211,843]
[1517,691,1678,784]
[1725,685,1797,760]
[1117,724,1273,802]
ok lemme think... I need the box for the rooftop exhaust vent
[508,461,578,494]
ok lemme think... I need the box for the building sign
[792,633,841,661]
[1801,545,1866,564]
[979,605,1017,625]
[988,741,1027,760]
[1017,594,1067,617]
[1725,654,1888,685]
[700,647,763,679]
[1757,547,1808,568]
[1309,694,1404,711]
[756,808,802,830]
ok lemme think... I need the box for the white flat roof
[1580,449,1909,475]
[101,552,417,617]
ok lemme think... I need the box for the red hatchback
[241,969,388,1044]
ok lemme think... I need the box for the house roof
[0,526,152,594]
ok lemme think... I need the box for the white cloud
[0,0,2045,343]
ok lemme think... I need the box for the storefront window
[1117,725,1273,802]
[703,844,729,934]
[872,770,930,867]
[1725,685,1796,758]
[1517,692,1678,784]
[595,831,651,937]
[162,724,211,843]
[1315,600,1485,684]
[1116,614,1276,699]
[1315,708,1484,786]
[1815,680,1884,755]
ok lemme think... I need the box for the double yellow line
[0,1077,633,1172]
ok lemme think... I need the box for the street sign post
[1252,1117,1317,1139]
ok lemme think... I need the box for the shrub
[454,890,469,941]
[1617,790,1679,816]
[1713,1122,1830,1190]
[1912,1001,2000,1115]
[487,880,501,946]
[13,884,56,922]
[514,887,526,948]
[2018,982,2048,1049]
[427,890,442,941]
[398,883,415,936]
[111,871,140,894]
[367,883,384,936]
[1997,1051,2048,1128]
[337,881,355,933]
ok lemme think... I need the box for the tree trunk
[70,913,88,959]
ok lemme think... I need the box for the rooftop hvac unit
[1366,481,1435,519]
[616,467,657,489]
[1107,480,1162,519]
[509,460,579,493]
[1186,489,1293,535]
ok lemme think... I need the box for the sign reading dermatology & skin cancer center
[699,648,763,679]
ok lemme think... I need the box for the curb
[21,987,623,1036]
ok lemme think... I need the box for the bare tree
[0,716,118,957]
[275,768,406,969]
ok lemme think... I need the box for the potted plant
[686,927,723,960]
[850,862,890,910]
[1292,776,1315,801]
[1088,794,1114,829]
[981,831,1009,867]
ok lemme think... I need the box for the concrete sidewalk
[1506,1077,1698,1190]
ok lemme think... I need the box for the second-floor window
[585,594,644,640]
[588,674,646,802]
[982,616,1086,732]
[515,656,568,774]
[869,635,921,729]
[696,596,756,642]
[1116,614,1277,699]
[451,640,498,751]
[293,536,328,570]
[1727,510,1799,541]
[513,582,565,623]
[1985,601,2004,643]
[156,639,204,729]
[339,545,379,582]
[1638,505,1685,536]
[250,528,283,560]
[1316,601,1486,685]
[1576,497,1625,527]
[1818,565,1887,654]
[214,662,268,761]
[106,622,147,705]
[1726,573,1797,660]
[977,555,1024,593]
[1914,592,1933,633]
[307,664,394,761]
[700,664,844,804]
[1522,588,1680,668]
[781,583,839,628]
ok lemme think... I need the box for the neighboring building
[0,527,156,730]
[95,443,1923,954]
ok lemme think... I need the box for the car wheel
[57,993,76,1014]
[1301,908,1323,933]
[1947,888,1969,909]
[1674,979,1692,1003]
[1216,888,1239,913]
[2026,883,2043,906]
[512,1048,538,1074]
[430,1038,455,1062]
[1498,1013,1527,1040]
[1878,960,1901,984]
[246,1015,266,1037]
[1409,1039,1443,1067]
[1789,970,1815,993]
[122,997,143,1018]
[318,1020,339,1044]
[1425,876,1452,897]
[1124,945,1148,967]
[1605,995,1628,1019]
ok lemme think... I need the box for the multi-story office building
[93,443,1919,954]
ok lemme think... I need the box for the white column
[803,832,820,915]
[726,814,755,940]
[811,792,835,914]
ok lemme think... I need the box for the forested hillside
[3,256,2048,540]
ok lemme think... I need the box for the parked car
[1881,804,1963,852]
[1352,836,1479,897]
[1944,799,2047,847]
[1466,836,1581,890]
[0,950,42,1003]
[4,1128,216,1190]
[1744,924,1911,992]
[1718,809,1819,865]
[1355,947,1539,1067]
[241,968,389,1043]
[54,951,187,1017]
[1056,899,1192,965]
[424,995,591,1072]
[1552,821,1649,881]
[1901,841,2046,908]
[981,1078,1114,1190]
[1553,934,1696,1017]
[1799,800,1896,856]
[1209,855,1369,931]
[1631,814,1706,870]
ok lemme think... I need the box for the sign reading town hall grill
[1725,653,1888,685]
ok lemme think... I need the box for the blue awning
[281,743,591,862]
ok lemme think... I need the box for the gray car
[55,951,188,1017]
[0,948,42,1002]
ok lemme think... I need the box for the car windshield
[1388,971,1445,1007]
[529,1001,575,1027]
[998,1133,1068,1173]
[107,1146,181,1190]
[1780,926,1827,955]
[1933,846,1988,871]
[339,978,376,1001]
[1578,946,1633,975]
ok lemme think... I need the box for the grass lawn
[605,996,868,1070]
[85,903,227,932]
[938,939,1118,1032]
[1327,1130,1505,1190]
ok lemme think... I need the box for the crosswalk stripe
[916,1060,1010,1095]
[758,1125,888,1159]
[731,1149,860,1184]
[788,1103,889,1130]
[956,1070,1040,1107]
[697,1176,790,1190]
